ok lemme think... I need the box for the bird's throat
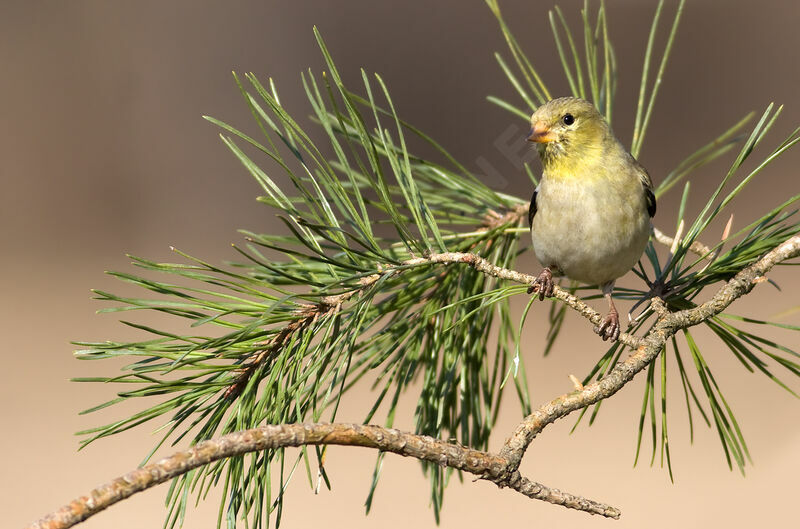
[540,144,586,180]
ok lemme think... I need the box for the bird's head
[527,97,611,169]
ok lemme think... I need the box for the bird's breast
[531,172,650,286]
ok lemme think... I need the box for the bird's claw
[594,310,620,341]
[527,268,554,301]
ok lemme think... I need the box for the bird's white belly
[531,177,650,286]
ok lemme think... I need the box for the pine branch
[32,234,799,528]
[232,235,647,404]
[224,193,671,410]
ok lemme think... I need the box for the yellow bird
[526,97,656,341]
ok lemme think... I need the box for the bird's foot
[527,268,554,301]
[593,309,620,342]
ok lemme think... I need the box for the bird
[526,97,656,341]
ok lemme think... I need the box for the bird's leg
[528,267,555,301]
[594,282,620,341]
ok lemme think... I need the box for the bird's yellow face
[527,97,610,173]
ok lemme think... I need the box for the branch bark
[27,423,619,529]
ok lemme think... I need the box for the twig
[404,252,642,350]
[652,225,712,258]
[225,275,382,398]
[27,423,620,529]
[481,203,528,230]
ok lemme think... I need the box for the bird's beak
[527,121,557,143]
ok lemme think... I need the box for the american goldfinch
[526,97,656,341]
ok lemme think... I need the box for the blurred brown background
[3,1,800,527]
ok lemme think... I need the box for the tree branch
[27,423,619,529]
[499,234,800,471]
[32,234,798,528]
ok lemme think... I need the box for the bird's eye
[562,113,575,126]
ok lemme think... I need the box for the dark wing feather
[634,159,656,218]
[645,186,656,217]
[528,187,538,227]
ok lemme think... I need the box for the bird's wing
[645,186,656,218]
[635,161,656,218]
[528,186,538,227]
